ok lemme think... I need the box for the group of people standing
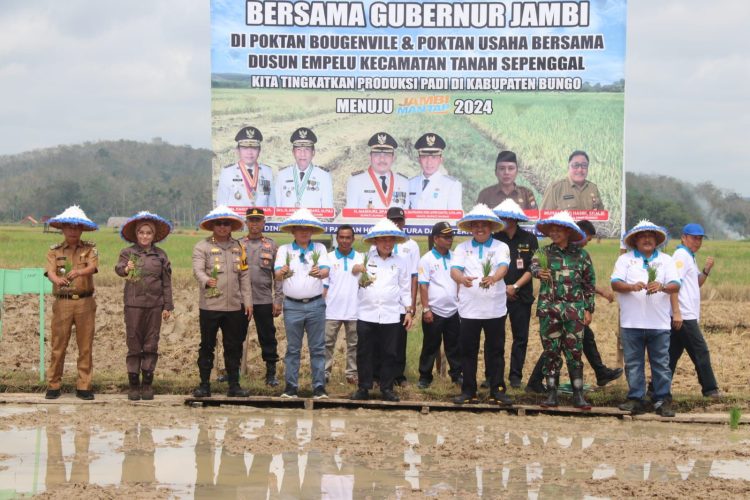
[42,197,719,415]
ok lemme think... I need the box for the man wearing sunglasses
[540,150,604,211]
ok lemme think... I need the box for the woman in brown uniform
[115,211,174,400]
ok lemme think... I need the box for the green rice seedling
[534,249,548,270]
[358,253,374,288]
[283,252,294,279]
[205,264,222,298]
[646,264,658,295]
[125,254,142,282]
[730,406,742,430]
[479,258,493,289]
[309,249,321,276]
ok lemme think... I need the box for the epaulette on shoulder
[223,163,235,169]
[82,240,96,247]
[350,169,365,176]
[396,172,408,179]
[50,242,63,250]
[316,165,330,173]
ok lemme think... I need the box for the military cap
[386,206,405,220]
[290,127,317,147]
[431,221,454,236]
[368,132,398,153]
[496,150,517,164]
[245,207,266,219]
[235,126,263,148]
[414,133,445,156]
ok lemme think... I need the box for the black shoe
[351,388,369,400]
[704,389,722,399]
[479,379,490,389]
[313,387,329,399]
[618,399,646,415]
[417,379,431,390]
[265,362,279,387]
[509,377,522,389]
[654,400,676,417]
[381,389,400,402]
[45,389,61,400]
[451,376,464,387]
[192,383,211,398]
[489,390,512,405]
[524,382,546,395]
[452,393,478,405]
[75,390,95,401]
[227,384,250,397]
[596,368,624,387]
[394,377,407,387]
[280,386,298,398]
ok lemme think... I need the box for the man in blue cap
[668,223,721,398]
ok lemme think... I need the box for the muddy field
[0,284,748,399]
[1,401,749,498]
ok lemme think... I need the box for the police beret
[368,132,398,152]
[235,126,263,147]
[495,150,517,164]
[290,127,317,147]
[414,133,445,156]
[245,207,266,218]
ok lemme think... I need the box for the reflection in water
[0,407,748,498]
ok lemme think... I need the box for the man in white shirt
[274,208,331,399]
[408,133,463,211]
[345,132,409,209]
[417,222,461,389]
[351,219,413,402]
[668,223,720,397]
[323,225,362,385]
[450,204,511,405]
[215,126,275,208]
[275,127,334,209]
[611,220,681,417]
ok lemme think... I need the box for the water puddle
[0,404,748,498]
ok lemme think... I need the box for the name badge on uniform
[516,258,524,269]
[563,194,575,200]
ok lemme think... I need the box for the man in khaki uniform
[192,206,253,398]
[540,150,604,211]
[44,205,99,400]
[477,151,538,209]
[242,208,283,386]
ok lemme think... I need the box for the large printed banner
[211,0,626,236]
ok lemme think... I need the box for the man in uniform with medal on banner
[345,132,410,210]
[408,132,463,211]
[275,127,334,210]
[215,126,275,208]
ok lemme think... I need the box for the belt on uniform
[286,294,322,304]
[55,291,94,300]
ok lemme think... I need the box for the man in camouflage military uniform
[44,206,100,400]
[531,212,596,409]
[192,206,253,398]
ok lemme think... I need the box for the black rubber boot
[540,375,559,408]
[265,362,279,387]
[227,372,250,397]
[141,371,154,400]
[571,369,591,410]
[127,372,141,401]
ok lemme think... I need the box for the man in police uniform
[44,206,99,400]
[275,127,334,209]
[345,132,409,209]
[540,150,604,211]
[477,150,537,209]
[242,208,283,386]
[192,206,253,398]
[408,133,462,211]
[216,126,275,208]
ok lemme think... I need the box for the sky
[0,0,748,196]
